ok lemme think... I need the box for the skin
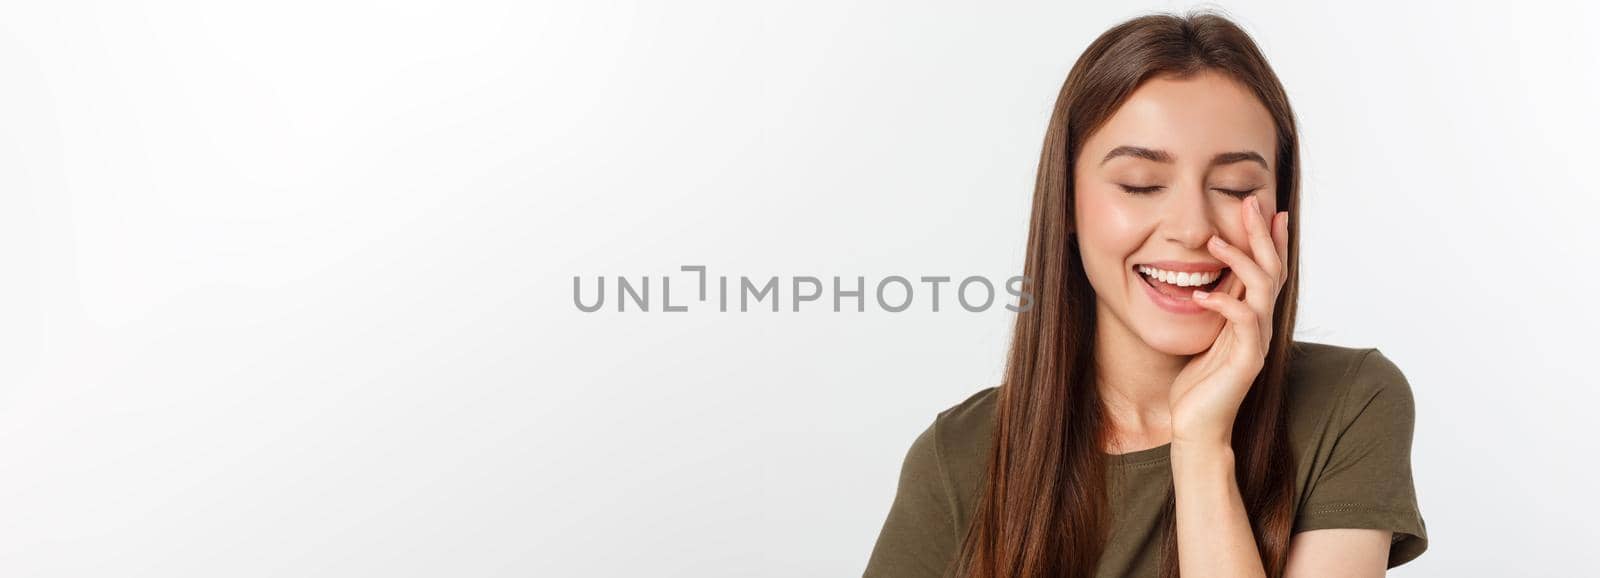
[1073,70,1391,577]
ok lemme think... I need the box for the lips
[1133,264,1230,303]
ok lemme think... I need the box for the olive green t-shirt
[864,341,1428,577]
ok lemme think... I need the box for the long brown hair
[951,10,1302,578]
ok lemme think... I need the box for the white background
[3,1,1597,576]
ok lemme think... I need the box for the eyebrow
[1099,145,1270,170]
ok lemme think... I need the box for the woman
[864,11,1427,578]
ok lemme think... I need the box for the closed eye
[1214,187,1261,198]
[1118,184,1261,198]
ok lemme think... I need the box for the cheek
[1260,192,1279,215]
[1254,191,1279,225]
[1223,191,1277,245]
[1075,189,1150,273]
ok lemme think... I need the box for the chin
[1136,322,1223,356]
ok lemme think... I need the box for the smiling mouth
[1133,265,1229,298]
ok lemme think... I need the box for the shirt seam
[1330,348,1382,439]
[930,414,962,544]
[1117,456,1171,469]
[1300,501,1412,515]
[1297,502,1420,543]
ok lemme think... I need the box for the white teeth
[1137,265,1222,287]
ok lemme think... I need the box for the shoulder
[870,391,993,574]
[899,386,997,483]
[921,386,1001,522]
[1285,342,1428,565]
[931,385,1001,460]
[1288,339,1408,382]
[935,386,1001,434]
[1288,340,1413,403]
[1286,340,1416,442]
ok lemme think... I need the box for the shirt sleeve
[863,417,960,578]
[1292,348,1429,568]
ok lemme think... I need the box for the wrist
[1170,426,1232,449]
[1171,437,1235,457]
[1170,439,1237,473]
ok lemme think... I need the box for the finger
[1273,210,1289,291]
[1208,261,1244,303]
[1207,234,1273,313]
[1193,289,1264,357]
[1242,196,1282,282]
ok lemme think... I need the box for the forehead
[1083,70,1277,171]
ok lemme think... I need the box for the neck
[1092,300,1186,451]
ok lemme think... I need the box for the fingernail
[1209,235,1226,248]
[1193,290,1210,300]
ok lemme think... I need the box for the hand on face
[1168,195,1289,446]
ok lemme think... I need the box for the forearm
[1171,441,1268,578]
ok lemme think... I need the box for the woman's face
[1073,70,1280,356]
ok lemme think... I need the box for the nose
[1161,181,1220,250]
